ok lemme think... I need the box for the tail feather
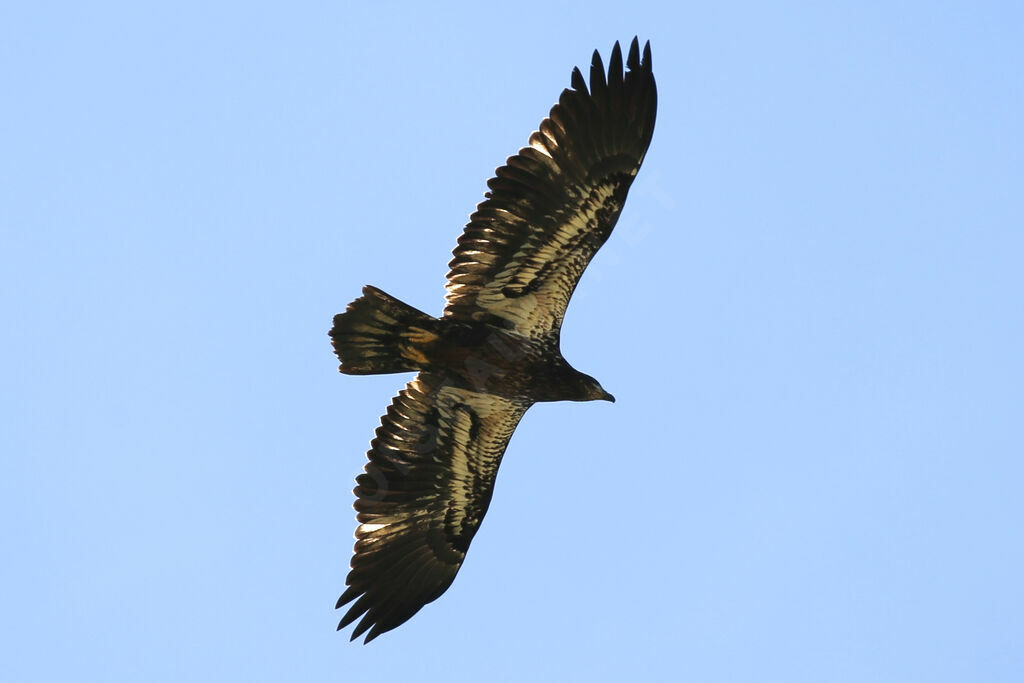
[330,286,438,375]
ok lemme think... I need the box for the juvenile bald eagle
[330,38,657,642]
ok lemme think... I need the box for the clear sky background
[3,2,1022,681]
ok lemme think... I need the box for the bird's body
[334,286,610,403]
[330,38,656,642]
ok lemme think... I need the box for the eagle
[329,38,657,643]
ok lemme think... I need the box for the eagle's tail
[330,285,439,375]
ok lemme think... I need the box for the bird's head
[565,369,615,403]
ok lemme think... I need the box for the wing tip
[570,65,587,93]
[587,38,654,94]
[627,37,641,69]
[608,41,624,87]
[336,583,384,644]
[566,37,653,104]
[589,48,607,93]
[624,37,652,72]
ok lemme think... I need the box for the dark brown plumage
[329,38,657,642]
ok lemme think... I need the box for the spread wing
[443,38,657,338]
[337,372,529,643]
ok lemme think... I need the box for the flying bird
[330,38,657,643]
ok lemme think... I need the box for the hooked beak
[601,390,616,403]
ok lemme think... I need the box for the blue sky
[3,2,1022,681]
